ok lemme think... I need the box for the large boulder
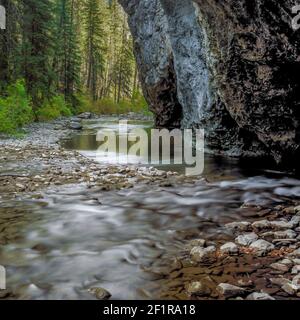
[119,0,300,165]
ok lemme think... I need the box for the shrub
[0,80,33,134]
[36,95,72,121]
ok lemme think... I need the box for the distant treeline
[0,0,146,133]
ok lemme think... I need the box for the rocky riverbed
[0,115,300,300]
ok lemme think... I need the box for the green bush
[0,80,33,134]
[36,95,72,121]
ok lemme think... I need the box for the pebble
[190,246,216,263]
[281,283,299,295]
[224,222,251,232]
[220,242,239,255]
[291,265,300,275]
[252,220,270,230]
[235,233,258,246]
[269,220,292,230]
[246,292,275,300]
[88,287,111,300]
[250,239,275,256]
[216,283,246,298]
[273,230,297,239]
[186,281,211,296]
[270,263,290,273]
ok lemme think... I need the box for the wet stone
[216,283,246,298]
[185,281,211,296]
[190,246,216,263]
[250,240,275,256]
[246,292,275,300]
[220,242,239,255]
[224,222,251,233]
[88,287,111,300]
[235,233,258,246]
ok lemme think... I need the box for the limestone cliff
[120,0,300,165]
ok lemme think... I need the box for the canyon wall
[120,0,300,164]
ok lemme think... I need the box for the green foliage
[75,91,151,115]
[36,95,72,121]
[0,80,33,134]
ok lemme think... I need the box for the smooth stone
[189,239,206,247]
[77,112,93,119]
[250,239,275,256]
[290,216,300,228]
[246,292,275,300]
[270,263,290,273]
[252,220,270,230]
[88,287,111,300]
[269,220,292,230]
[190,246,216,263]
[186,281,211,296]
[69,122,83,130]
[281,283,299,295]
[224,222,251,232]
[270,278,290,287]
[235,233,258,246]
[220,242,239,255]
[291,265,300,275]
[273,230,297,239]
[216,283,246,298]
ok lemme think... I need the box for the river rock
[250,239,274,256]
[269,220,292,230]
[246,292,275,301]
[270,278,290,287]
[235,233,258,246]
[220,242,239,255]
[273,230,297,239]
[77,112,93,119]
[216,283,246,298]
[88,287,111,300]
[270,263,290,273]
[252,220,270,230]
[190,246,216,263]
[281,283,299,296]
[292,266,300,275]
[186,281,211,296]
[69,122,83,130]
[224,222,251,233]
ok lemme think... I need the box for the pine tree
[20,0,55,109]
[53,0,81,106]
[82,0,106,101]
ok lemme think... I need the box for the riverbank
[0,115,300,300]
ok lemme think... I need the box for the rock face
[119,0,300,165]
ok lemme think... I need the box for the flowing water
[0,118,299,299]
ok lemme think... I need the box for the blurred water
[0,118,299,300]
